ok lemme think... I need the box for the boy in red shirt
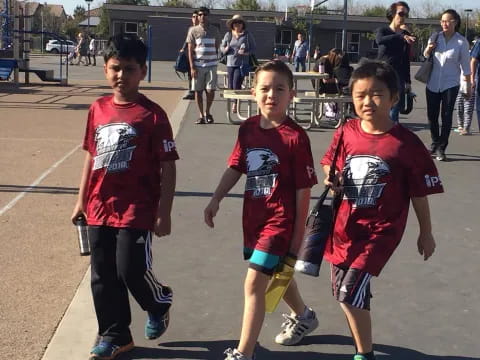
[321,60,443,360]
[204,60,318,360]
[71,34,179,360]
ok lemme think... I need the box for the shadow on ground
[118,335,477,360]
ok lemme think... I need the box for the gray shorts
[192,66,217,91]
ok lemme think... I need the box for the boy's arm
[289,188,311,257]
[411,196,436,261]
[71,152,92,224]
[154,160,176,237]
[204,167,242,228]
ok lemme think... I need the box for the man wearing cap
[187,6,220,124]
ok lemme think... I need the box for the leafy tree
[73,5,86,22]
[231,0,261,11]
[263,0,277,11]
[62,17,81,40]
[96,6,110,39]
[161,0,192,6]
[362,5,387,17]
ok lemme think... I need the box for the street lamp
[85,0,93,33]
[465,9,473,42]
[308,0,328,70]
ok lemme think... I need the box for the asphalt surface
[2,55,480,360]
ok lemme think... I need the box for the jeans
[426,86,459,152]
[227,66,244,90]
[390,80,405,123]
[476,84,480,132]
[294,57,306,72]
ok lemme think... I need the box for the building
[103,4,440,62]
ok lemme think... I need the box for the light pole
[85,0,93,33]
[465,9,473,42]
[341,0,348,52]
[307,0,328,70]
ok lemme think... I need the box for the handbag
[414,32,439,84]
[400,90,416,115]
[295,127,344,277]
[219,31,232,65]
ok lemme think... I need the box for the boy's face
[252,70,295,120]
[104,57,147,103]
[352,77,398,124]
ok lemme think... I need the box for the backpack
[174,50,189,78]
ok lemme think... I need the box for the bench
[0,59,18,81]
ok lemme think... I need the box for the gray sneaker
[224,348,254,360]
[274,308,319,345]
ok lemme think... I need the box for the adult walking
[424,9,471,161]
[88,34,96,66]
[375,1,415,123]
[470,38,480,132]
[181,10,199,100]
[75,32,88,66]
[291,33,308,72]
[220,14,256,113]
[187,6,220,124]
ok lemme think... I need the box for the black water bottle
[75,215,90,256]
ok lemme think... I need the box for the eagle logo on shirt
[245,148,279,198]
[342,155,390,208]
[93,123,137,172]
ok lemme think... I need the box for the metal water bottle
[75,215,90,256]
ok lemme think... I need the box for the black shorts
[331,264,372,310]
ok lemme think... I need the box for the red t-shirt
[228,116,318,256]
[321,119,444,275]
[83,94,179,231]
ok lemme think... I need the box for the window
[275,30,292,46]
[125,22,138,34]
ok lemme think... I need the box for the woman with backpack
[220,14,256,113]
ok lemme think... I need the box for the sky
[48,0,478,17]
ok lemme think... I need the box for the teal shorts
[244,248,281,275]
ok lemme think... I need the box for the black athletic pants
[88,226,172,344]
[426,86,459,152]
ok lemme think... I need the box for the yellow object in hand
[265,259,295,313]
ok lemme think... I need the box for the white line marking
[0,144,82,217]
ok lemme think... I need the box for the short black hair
[198,6,210,15]
[192,10,198,15]
[386,1,410,21]
[350,59,399,99]
[442,9,461,32]
[103,34,148,66]
[253,60,294,90]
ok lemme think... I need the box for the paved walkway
[1,58,479,360]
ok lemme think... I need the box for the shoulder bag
[414,32,440,84]
[295,127,344,277]
[219,32,232,65]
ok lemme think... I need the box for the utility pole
[85,0,93,33]
[465,9,473,42]
[341,0,348,52]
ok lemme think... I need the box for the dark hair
[253,60,294,89]
[350,59,399,99]
[103,34,148,66]
[192,10,198,15]
[442,9,461,32]
[386,1,410,21]
[198,6,210,15]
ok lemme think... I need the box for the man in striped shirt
[187,7,220,124]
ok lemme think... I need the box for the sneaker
[89,340,134,360]
[274,308,319,345]
[460,129,470,135]
[145,309,170,339]
[453,127,463,133]
[195,117,206,124]
[205,114,214,124]
[353,354,376,360]
[183,92,195,100]
[224,348,254,360]
[436,150,446,161]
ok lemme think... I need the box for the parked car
[45,39,76,54]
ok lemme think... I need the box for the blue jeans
[294,57,306,72]
[476,84,480,132]
[390,80,405,123]
[227,66,244,90]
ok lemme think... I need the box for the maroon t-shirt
[321,119,444,275]
[83,94,179,231]
[228,116,318,256]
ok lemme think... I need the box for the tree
[73,6,86,22]
[161,0,192,6]
[262,0,277,11]
[231,0,261,11]
[96,5,110,39]
[362,5,387,17]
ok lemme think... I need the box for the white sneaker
[224,348,254,360]
[274,308,319,345]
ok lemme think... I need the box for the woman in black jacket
[375,1,416,122]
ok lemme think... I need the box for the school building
[103,4,440,62]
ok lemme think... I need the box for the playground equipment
[0,0,69,84]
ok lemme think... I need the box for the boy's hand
[154,214,171,237]
[204,199,219,228]
[323,172,343,193]
[417,232,436,260]
[71,203,85,225]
